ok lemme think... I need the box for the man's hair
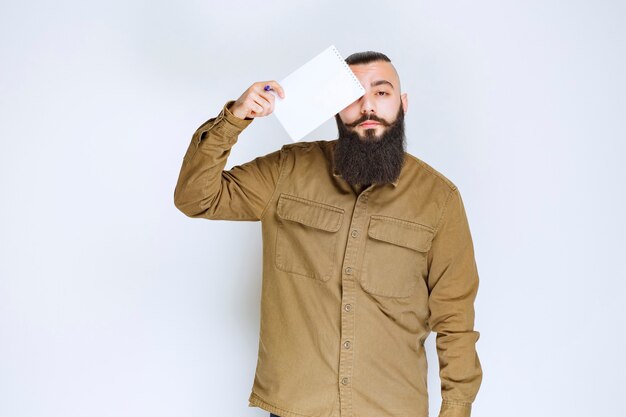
[345,51,391,66]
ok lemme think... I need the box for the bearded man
[174,51,483,417]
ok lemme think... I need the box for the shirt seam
[259,145,287,222]
[434,187,457,234]
[249,391,312,417]
[442,398,473,407]
[407,154,457,191]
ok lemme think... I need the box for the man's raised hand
[229,81,285,120]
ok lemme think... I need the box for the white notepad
[271,45,365,141]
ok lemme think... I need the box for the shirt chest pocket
[361,215,434,297]
[274,193,345,282]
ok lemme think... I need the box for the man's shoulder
[404,151,458,192]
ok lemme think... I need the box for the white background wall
[1,1,625,416]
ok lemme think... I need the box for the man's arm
[173,100,283,221]
[427,187,483,417]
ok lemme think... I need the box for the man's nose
[360,95,375,115]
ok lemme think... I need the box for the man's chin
[354,127,385,141]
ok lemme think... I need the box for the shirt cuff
[223,99,254,128]
[193,100,253,146]
[438,400,472,417]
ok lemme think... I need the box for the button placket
[338,192,369,416]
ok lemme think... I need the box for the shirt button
[344,304,352,312]
[345,267,353,275]
[341,377,350,385]
[343,340,352,349]
[351,230,359,238]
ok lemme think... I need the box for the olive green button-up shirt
[174,101,483,417]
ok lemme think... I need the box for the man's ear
[401,93,408,113]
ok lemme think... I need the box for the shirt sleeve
[427,187,483,417]
[173,100,284,221]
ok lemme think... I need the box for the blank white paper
[271,45,366,141]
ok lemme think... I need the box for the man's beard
[333,103,406,187]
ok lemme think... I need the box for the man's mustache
[345,114,390,128]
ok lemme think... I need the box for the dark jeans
[270,414,280,417]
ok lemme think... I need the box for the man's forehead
[349,61,400,90]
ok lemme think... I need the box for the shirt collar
[331,170,399,188]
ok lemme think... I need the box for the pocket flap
[277,194,344,232]
[367,215,434,252]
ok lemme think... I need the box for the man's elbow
[173,190,205,218]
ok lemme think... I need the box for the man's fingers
[251,91,271,106]
[249,93,271,116]
[263,80,285,99]
[251,92,271,107]
[232,80,283,119]
[257,90,276,113]
[257,89,275,104]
